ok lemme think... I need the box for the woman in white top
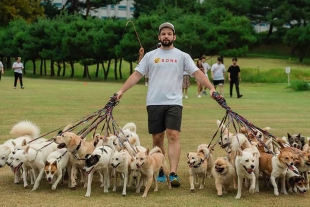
[211,57,226,96]
[12,57,24,89]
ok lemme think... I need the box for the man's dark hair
[232,57,238,61]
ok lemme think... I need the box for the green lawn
[0,77,309,207]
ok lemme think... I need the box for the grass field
[0,77,309,207]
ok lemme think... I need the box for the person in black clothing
[227,57,242,98]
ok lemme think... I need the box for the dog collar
[76,140,82,152]
[193,158,206,168]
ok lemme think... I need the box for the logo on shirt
[154,58,178,64]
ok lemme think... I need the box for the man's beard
[160,39,174,47]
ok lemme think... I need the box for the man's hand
[139,48,144,56]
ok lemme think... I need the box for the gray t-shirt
[135,48,198,106]
[12,62,23,74]
[211,63,226,80]
[0,61,3,69]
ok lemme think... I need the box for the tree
[0,0,45,27]
[284,26,310,62]
[41,0,60,19]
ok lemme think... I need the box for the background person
[12,57,24,89]
[182,71,190,99]
[228,57,243,98]
[116,22,216,187]
[196,59,204,98]
[211,56,226,96]
[201,56,211,95]
[0,60,3,80]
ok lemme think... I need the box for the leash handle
[212,91,231,111]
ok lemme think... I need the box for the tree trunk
[114,58,118,80]
[103,60,111,80]
[130,61,133,74]
[83,64,91,79]
[44,59,47,75]
[32,59,36,75]
[95,62,99,78]
[23,60,27,75]
[62,61,66,76]
[56,62,61,76]
[119,57,123,79]
[40,59,43,75]
[51,60,55,76]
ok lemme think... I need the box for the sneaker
[21,86,24,89]
[169,172,180,187]
[157,168,167,182]
[198,95,201,98]
[145,82,148,86]
[237,95,243,98]
[185,95,188,99]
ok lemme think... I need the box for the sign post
[285,67,290,86]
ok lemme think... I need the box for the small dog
[84,145,114,197]
[119,122,140,146]
[235,149,256,199]
[287,133,305,149]
[197,144,214,178]
[286,165,307,194]
[135,146,171,197]
[259,149,294,196]
[187,151,208,191]
[211,157,235,196]
[111,149,132,196]
[44,148,70,190]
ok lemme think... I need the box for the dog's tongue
[189,163,194,168]
[247,169,253,174]
[288,165,295,171]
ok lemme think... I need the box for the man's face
[232,60,237,65]
[158,28,175,47]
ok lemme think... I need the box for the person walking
[0,60,3,81]
[12,57,24,89]
[116,22,216,187]
[201,56,211,95]
[182,71,190,99]
[211,56,225,96]
[228,57,243,98]
[196,59,204,98]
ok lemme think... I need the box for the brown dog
[135,146,171,197]
[211,157,235,196]
[187,151,208,191]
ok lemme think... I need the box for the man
[228,57,243,98]
[12,57,24,89]
[0,60,3,80]
[201,56,211,95]
[116,22,215,187]
[211,57,225,96]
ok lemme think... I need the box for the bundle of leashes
[209,91,280,152]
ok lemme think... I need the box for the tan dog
[135,146,171,197]
[197,144,214,178]
[187,151,208,191]
[259,150,294,196]
[211,157,235,196]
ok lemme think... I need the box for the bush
[289,80,310,91]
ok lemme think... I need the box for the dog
[111,149,132,196]
[0,120,40,169]
[259,149,294,196]
[211,156,235,196]
[10,141,58,189]
[235,149,257,199]
[119,122,140,146]
[44,148,70,190]
[83,144,114,197]
[286,165,307,194]
[135,146,171,197]
[54,131,95,188]
[302,137,310,153]
[197,144,214,178]
[287,133,305,150]
[187,151,208,191]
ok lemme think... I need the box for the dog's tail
[9,120,40,139]
[149,146,162,155]
[122,122,137,133]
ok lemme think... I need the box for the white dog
[84,145,114,197]
[44,148,70,190]
[120,122,140,146]
[235,149,256,199]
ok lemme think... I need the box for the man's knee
[166,129,179,142]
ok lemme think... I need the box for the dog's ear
[52,161,57,166]
[24,146,30,154]
[145,148,149,155]
[287,133,291,138]
[236,148,243,156]
[12,141,16,146]
[57,130,63,135]
[187,153,190,158]
[22,139,27,146]
[45,161,50,166]
[136,147,140,153]
[300,136,305,146]
[85,154,90,159]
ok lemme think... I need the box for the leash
[125,20,143,48]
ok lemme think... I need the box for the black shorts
[146,105,183,134]
[213,79,224,86]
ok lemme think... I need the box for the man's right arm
[116,71,143,99]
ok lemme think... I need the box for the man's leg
[166,129,180,173]
[152,132,165,155]
[230,81,233,97]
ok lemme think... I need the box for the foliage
[289,80,310,91]
[0,0,44,27]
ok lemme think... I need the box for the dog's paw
[52,185,57,190]
[249,188,254,194]
[24,184,28,189]
[85,193,90,197]
[142,194,147,198]
[274,191,279,196]
[235,195,241,199]
[122,193,126,196]
[190,189,195,192]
